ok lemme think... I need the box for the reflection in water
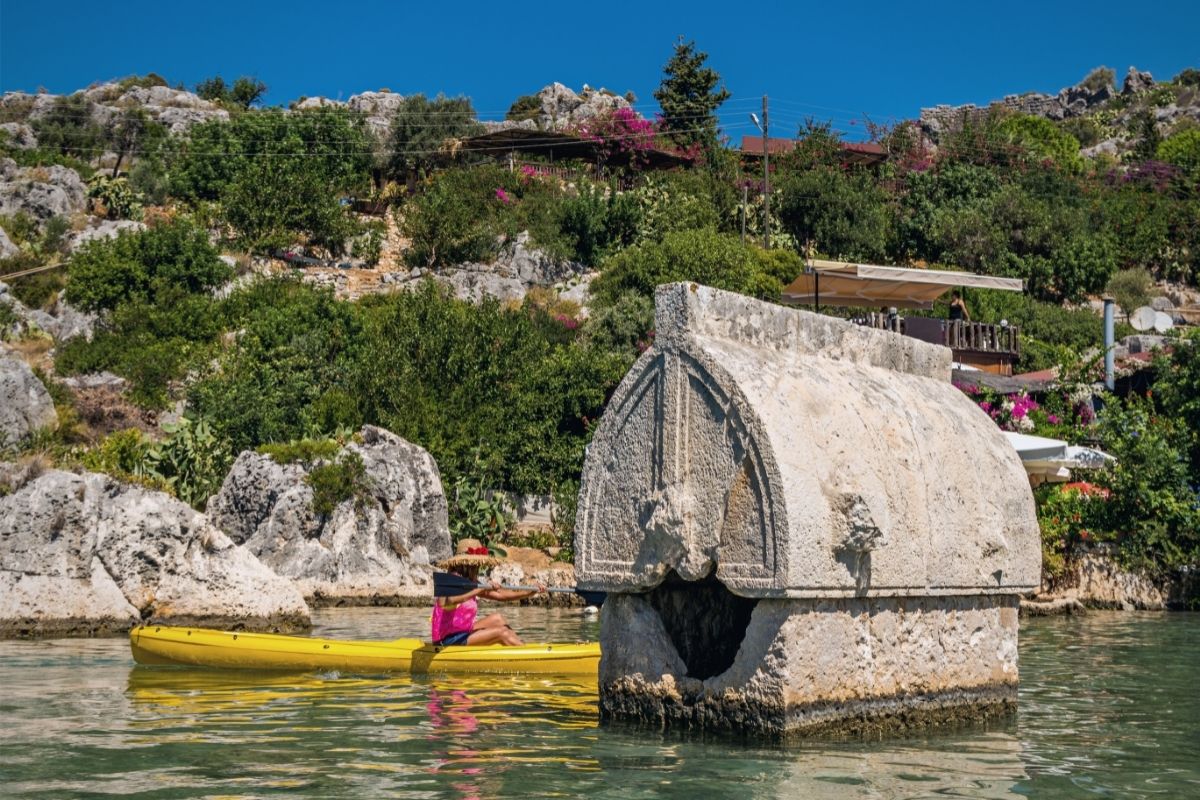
[0,607,1197,799]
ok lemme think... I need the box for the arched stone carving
[577,348,786,593]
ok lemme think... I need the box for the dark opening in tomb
[645,570,758,680]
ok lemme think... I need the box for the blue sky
[2,0,1197,142]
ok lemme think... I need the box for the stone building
[574,283,1040,736]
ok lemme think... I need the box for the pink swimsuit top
[431,597,477,643]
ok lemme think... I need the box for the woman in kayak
[432,543,546,646]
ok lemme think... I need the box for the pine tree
[653,38,731,155]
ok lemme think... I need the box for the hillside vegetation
[2,52,1199,586]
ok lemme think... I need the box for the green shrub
[1105,268,1153,317]
[66,218,231,312]
[387,94,483,181]
[556,182,641,264]
[86,174,143,220]
[31,96,104,158]
[257,437,341,466]
[351,219,386,265]
[1059,116,1104,147]
[171,109,371,204]
[307,451,371,516]
[996,114,1084,171]
[117,73,169,90]
[1080,67,1115,93]
[188,278,361,450]
[195,75,267,109]
[401,166,510,266]
[1157,129,1200,176]
[223,150,360,254]
[592,228,802,305]
[506,95,542,123]
[142,415,233,509]
[629,172,720,243]
[449,472,515,544]
[1092,396,1200,575]
[776,165,890,262]
[1036,484,1105,579]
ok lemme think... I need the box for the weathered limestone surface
[0,352,57,447]
[601,593,1020,735]
[1061,552,1165,610]
[576,283,1039,735]
[206,425,451,604]
[0,466,309,638]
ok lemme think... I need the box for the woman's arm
[480,582,547,602]
[438,585,489,607]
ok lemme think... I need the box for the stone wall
[575,283,1039,736]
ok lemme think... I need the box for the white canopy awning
[781,259,1025,310]
[1003,431,1115,485]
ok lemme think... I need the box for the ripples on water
[0,607,1196,799]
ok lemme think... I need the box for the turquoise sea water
[0,607,1196,799]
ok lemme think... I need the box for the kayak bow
[129,625,600,676]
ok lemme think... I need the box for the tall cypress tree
[653,38,731,155]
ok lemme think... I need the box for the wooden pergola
[781,259,1024,310]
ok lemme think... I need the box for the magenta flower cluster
[495,187,512,204]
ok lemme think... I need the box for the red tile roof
[739,136,886,164]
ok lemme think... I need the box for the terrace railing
[856,314,1020,359]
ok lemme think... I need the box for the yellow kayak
[129,625,600,676]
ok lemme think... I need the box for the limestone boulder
[294,96,345,110]
[0,122,37,149]
[0,282,96,342]
[206,425,452,603]
[347,91,405,139]
[1062,551,1166,610]
[66,218,147,253]
[0,225,17,259]
[0,161,87,221]
[490,557,582,607]
[1122,67,1155,95]
[0,353,57,447]
[534,83,632,130]
[0,466,310,637]
[395,232,589,304]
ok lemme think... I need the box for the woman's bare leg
[466,626,523,646]
[474,613,509,631]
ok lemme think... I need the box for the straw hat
[437,539,504,569]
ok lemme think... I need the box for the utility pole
[762,95,770,249]
[741,184,748,244]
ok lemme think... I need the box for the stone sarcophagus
[575,283,1039,736]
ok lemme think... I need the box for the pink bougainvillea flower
[495,188,512,204]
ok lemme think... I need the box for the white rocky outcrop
[3,84,229,137]
[380,232,589,304]
[0,282,96,342]
[0,465,310,637]
[294,96,346,110]
[0,226,17,259]
[0,353,57,447]
[0,122,36,149]
[485,83,634,133]
[66,218,147,253]
[347,90,405,139]
[205,426,452,604]
[0,158,87,221]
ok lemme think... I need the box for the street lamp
[749,97,769,249]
